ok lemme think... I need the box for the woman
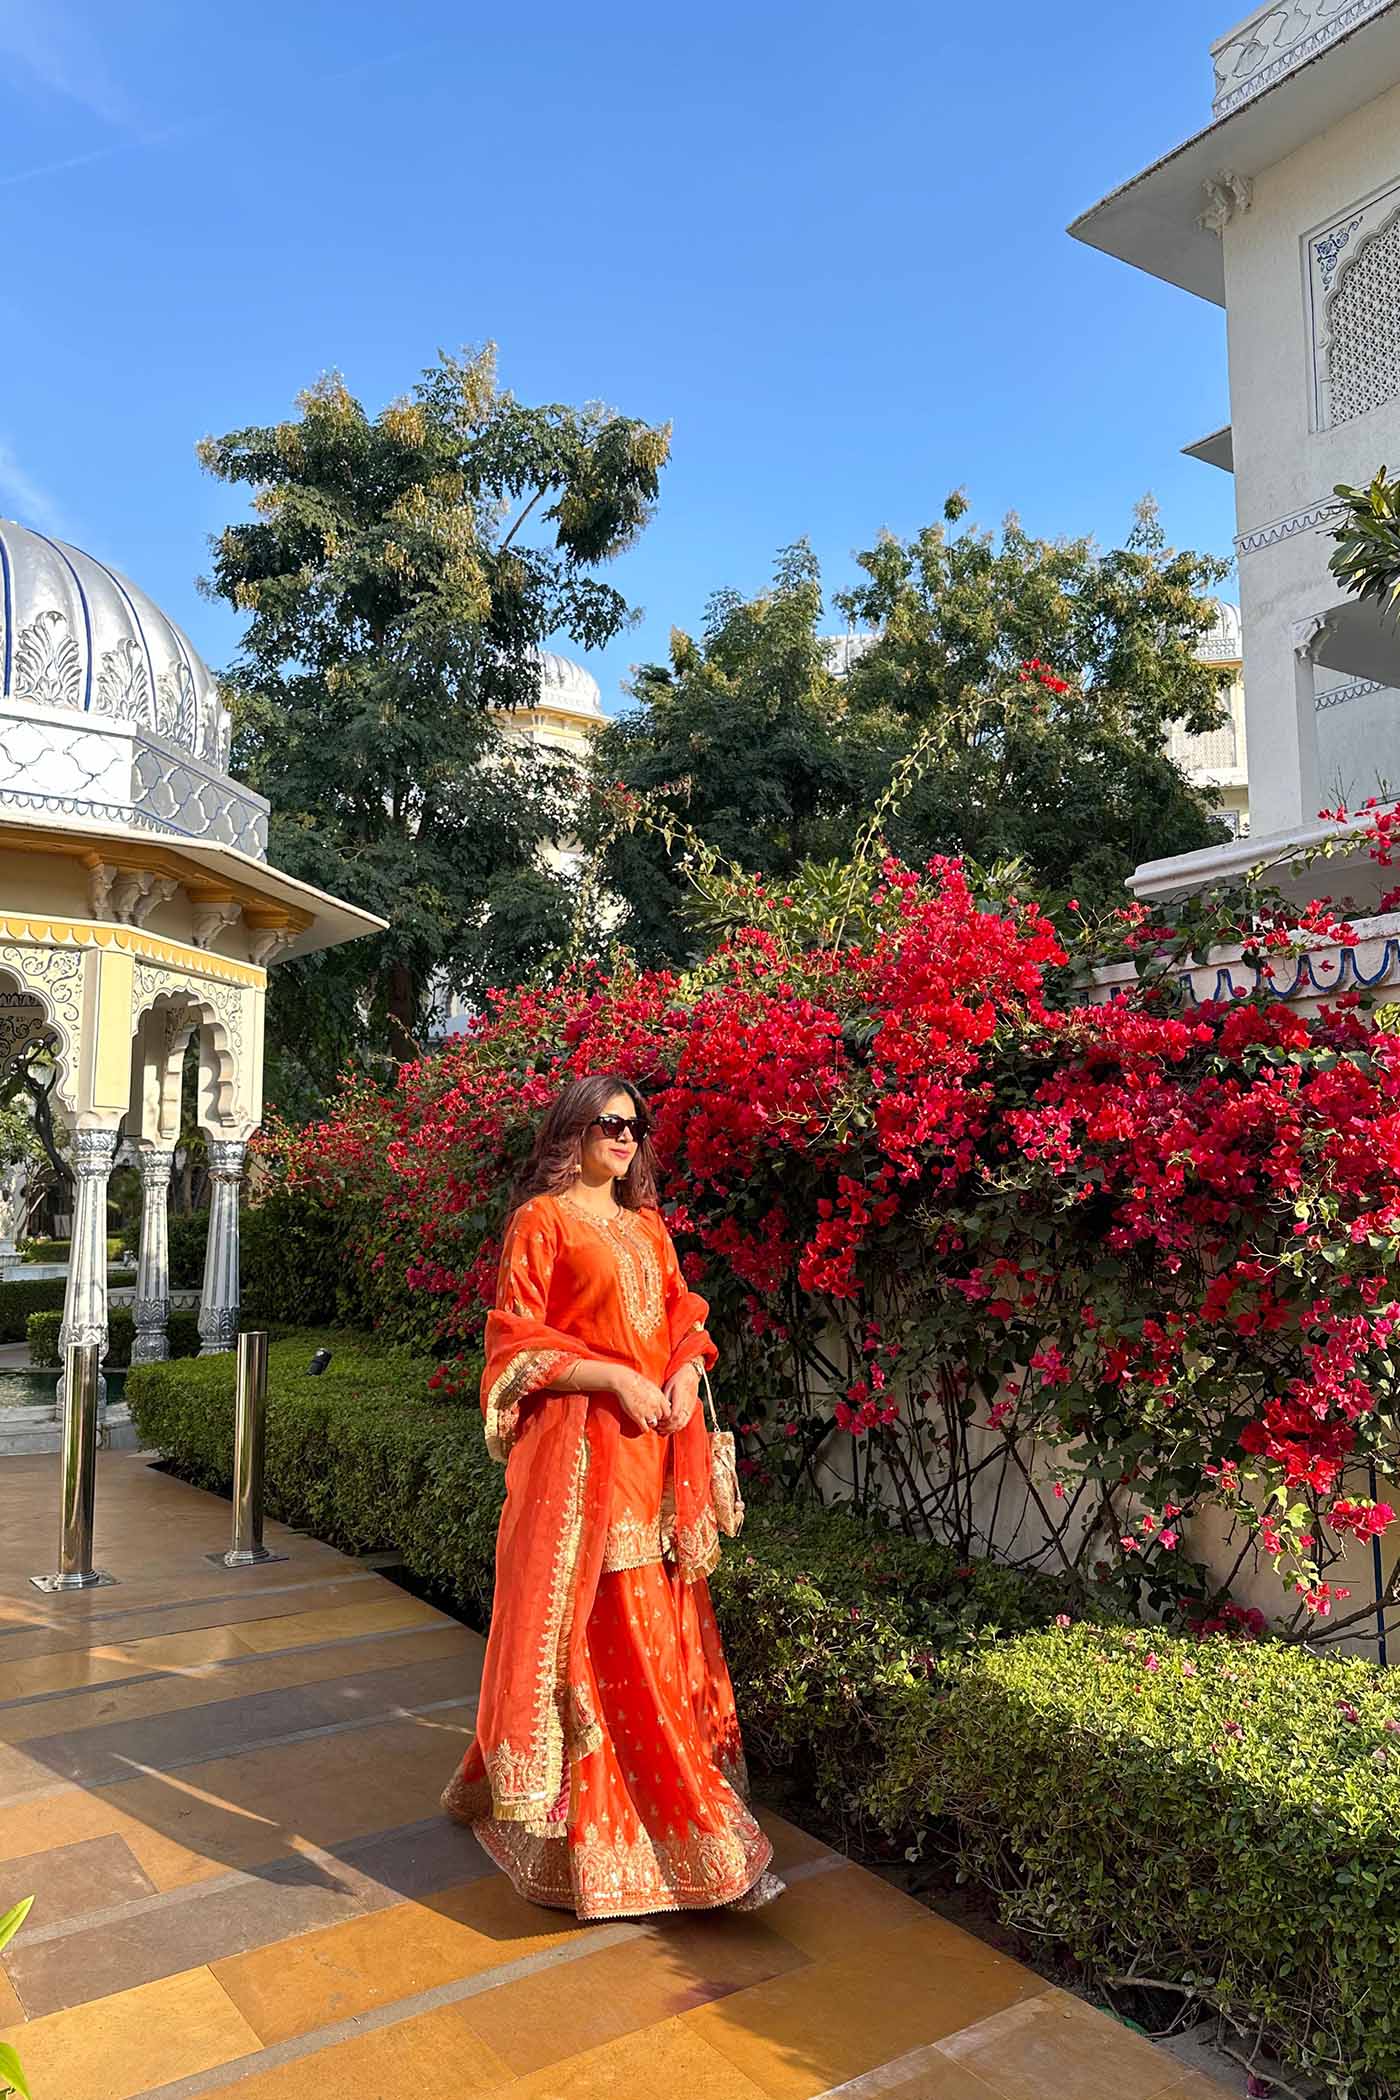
[441,1073,782,1920]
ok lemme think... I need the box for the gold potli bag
[700,1368,745,1537]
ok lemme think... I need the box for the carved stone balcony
[1211,0,1394,118]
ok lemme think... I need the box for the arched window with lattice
[1323,205,1400,428]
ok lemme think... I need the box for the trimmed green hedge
[127,1332,1400,2093]
[0,1277,65,1339]
[935,1625,1400,2097]
[19,1236,127,1264]
[167,1192,351,1328]
[0,1272,136,1344]
[27,1307,202,1369]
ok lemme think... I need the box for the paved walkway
[0,1452,1239,2100]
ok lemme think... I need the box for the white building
[1170,601,1252,835]
[433,648,607,1036]
[1072,0,1400,902]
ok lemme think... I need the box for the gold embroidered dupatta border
[465,1401,721,1834]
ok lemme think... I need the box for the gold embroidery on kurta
[601,1506,664,1572]
[558,1196,664,1339]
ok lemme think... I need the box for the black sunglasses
[590,1113,647,1144]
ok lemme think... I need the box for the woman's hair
[509,1073,659,1218]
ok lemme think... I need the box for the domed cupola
[0,518,266,857]
[535,649,605,722]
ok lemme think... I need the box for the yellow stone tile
[686,1920,1049,2100]
[763,1865,929,1960]
[459,1911,809,2075]
[936,1991,1187,2100]
[0,1591,439,1690]
[0,1963,23,2024]
[755,1811,836,1875]
[213,1874,586,2045]
[0,1964,262,2100]
[0,1624,469,1744]
[228,1595,446,1653]
[495,2012,776,2099]
[106,1708,473,1890]
[196,2002,514,2099]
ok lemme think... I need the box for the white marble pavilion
[0,518,383,1401]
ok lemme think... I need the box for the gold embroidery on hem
[601,1505,664,1572]
[673,1505,721,1582]
[472,1804,774,1920]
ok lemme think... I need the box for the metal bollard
[31,1342,116,1591]
[208,1331,287,1568]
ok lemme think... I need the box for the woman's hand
[615,1369,670,1434]
[660,1363,701,1435]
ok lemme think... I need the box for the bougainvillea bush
[264,800,1400,1638]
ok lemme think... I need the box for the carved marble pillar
[57,1128,120,1410]
[132,1146,176,1364]
[198,1138,246,1355]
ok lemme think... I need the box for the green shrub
[167,1190,355,1328]
[166,1211,207,1290]
[0,1277,66,1341]
[934,1623,1400,2097]
[0,1273,135,1346]
[27,1307,202,1369]
[19,1235,127,1264]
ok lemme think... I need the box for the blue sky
[0,0,1239,715]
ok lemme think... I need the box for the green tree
[591,496,1231,960]
[200,347,670,1108]
[1330,467,1400,620]
[590,542,855,961]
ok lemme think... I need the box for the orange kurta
[442,1190,773,1918]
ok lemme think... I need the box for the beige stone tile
[806,2043,1001,2098]
[459,1910,809,2075]
[227,1595,447,1653]
[494,2012,777,2098]
[763,1865,929,1960]
[0,1964,262,2100]
[213,1874,586,2045]
[0,1579,407,1669]
[687,1920,1049,2100]
[0,1964,22,2024]
[936,1990,1187,2100]
[104,1708,472,1889]
[0,1703,472,1889]
[197,2002,515,2099]
[756,1811,837,1874]
[0,1623,469,1744]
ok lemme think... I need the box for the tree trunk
[385,959,422,1061]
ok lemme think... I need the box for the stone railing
[1211,0,1393,118]
[1092,910,1400,1015]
